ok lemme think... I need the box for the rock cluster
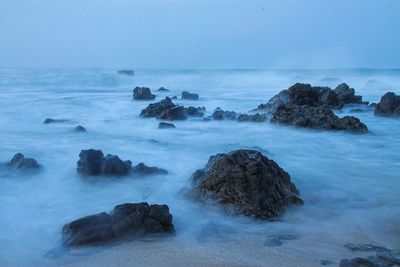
[190,149,303,219]
[77,149,131,176]
[62,202,174,246]
[9,153,40,170]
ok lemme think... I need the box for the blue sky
[0,0,399,68]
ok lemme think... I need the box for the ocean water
[0,68,399,266]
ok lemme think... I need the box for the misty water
[0,68,399,266]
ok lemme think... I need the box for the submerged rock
[74,125,87,133]
[62,202,174,246]
[340,243,400,267]
[157,87,170,92]
[181,91,199,100]
[158,122,176,129]
[374,92,400,117]
[77,149,132,176]
[271,105,368,133]
[140,97,176,118]
[133,87,156,100]
[237,113,267,122]
[211,107,238,120]
[43,118,68,124]
[9,153,40,170]
[132,163,168,175]
[190,149,303,219]
[117,69,135,76]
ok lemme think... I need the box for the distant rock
[132,163,168,175]
[181,91,199,100]
[140,97,176,118]
[74,125,87,133]
[211,107,238,120]
[9,153,40,170]
[158,122,175,129]
[77,149,132,176]
[133,87,156,100]
[190,149,303,219]
[140,97,204,120]
[62,202,174,246]
[374,92,400,117]
[43,118,68,124]
[237,113,267,122]
[157,87,170,92]
[117,69,135,76]
[271,105,368,133]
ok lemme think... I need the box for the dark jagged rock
[43,118,68,124]
[158,122,176,129]
[77,149,132,176]
[256,83,367,112]
[62,202,174,247]
[181,91,199,100]
[211,107,238,120]
[117,69,135,76]
[74,125,87,133]
[374,92,400,117]
[237,113,267,122]
[158,106,187,120]
[9,153,40,170]
[190,149,303,219]
[185,106,206,117]
[157,87,170,92]
[271,105,368,133]
[132,163,168,175]
[133,87,156,100]
[140,97,176,118]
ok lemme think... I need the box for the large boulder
[8,153,40,170]
[374,92,400,117]
[190,149,303,219]
[62,202,174,246]
[77,149,132,176]
[271,105,368,133]
[181,91,199,100]
[140,97,176,118]
[133,87,156,100]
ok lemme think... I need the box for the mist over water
[0,68,399,266]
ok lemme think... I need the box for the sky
[0,0,399,69]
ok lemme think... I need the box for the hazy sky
[1,0,399,69]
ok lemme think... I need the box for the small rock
[132,163,168,175]
[9,153,40,170]
[211,107,238,120]
[157,87,170,92]
[181,91,199,100]
[158,122,175,129]
[133,87,156,100]
[117,69,135,76]
[74,125,87,133]
[185,106,206,117]
[237,113,267,122]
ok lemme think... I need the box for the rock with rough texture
[157,87,170,92]
[117,69,135,76]
[374,92,400,117]
[9,153,40,170]
[158,106,187,120]
[77,149,132,176]
[211,108,238,120]
[62,202,174,246]
[340,243,400,267]
[140,97,176,118]
[271,105,368,133]
[237,113,267,122]
[190,149,303,219]
[133,87,156,100]
[43,118,68,124]
[181,91,199,100]
[74,125,87,133]
[132,163,168,175]
[158,122,175,129]
[185,106,206,117]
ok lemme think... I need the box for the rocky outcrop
[117,69,135,76]
[158,122,175,129]
[158,106,187,120]
[185,106,206,117]
[374,92,400,117]
[271,105,368,133]
[157,87,169,92]
[211,108,238,120]
[140,97,176,118]
[140,97,204,120]
[190,149,303,219]
[256,83,367,112]
[181,91,199,100]
[132,163,168,175]
[62,202,174,246]
[9,153,40,170]
[77,149,132,176]
[43,118,68,124]
[74,125,87,133]
[237,113,267,122]
[133,87,156,100]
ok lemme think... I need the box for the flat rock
[117,69,135,76]
[62,202,174,246]
[237,113,267,122]
[190,149,303,219]
[44,118,68,124]
[132,163,168,175]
